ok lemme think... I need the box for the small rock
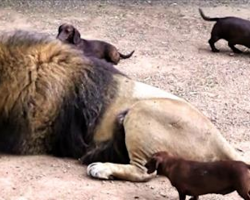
[160,192,167,197]
[36,175,43,178]
[134,196,139,199]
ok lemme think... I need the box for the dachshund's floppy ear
[73,28,81,44]
[58,24,63,33]
[57,24,64,38]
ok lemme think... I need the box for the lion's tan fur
[123,99,242,165]
[94,75,185,142]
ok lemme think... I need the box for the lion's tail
[80,110,129,164]
[199,8,219,22]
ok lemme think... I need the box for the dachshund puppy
[199,8,250,53]
[146,151,250,200]
[56,23,134,65]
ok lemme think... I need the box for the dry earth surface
[0,0,250,199]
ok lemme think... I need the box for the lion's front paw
[87,162,114,180]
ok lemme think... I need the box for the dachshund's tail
[119,50,135,59]
[199,8,219,22]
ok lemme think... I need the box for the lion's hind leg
[86,102,160,182]
[87,99,184,182]
[87,162,156,182]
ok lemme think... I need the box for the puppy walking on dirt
[56,23,134,65]
[146,151,250,200]
[199,8,250,53]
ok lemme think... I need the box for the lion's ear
[73,28,81,44]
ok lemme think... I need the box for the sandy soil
[0,1,250,199]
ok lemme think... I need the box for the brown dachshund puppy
[199,8,250,53]
[146,151,250,200]
[56,23,134,65]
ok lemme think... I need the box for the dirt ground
[0,1,250,200]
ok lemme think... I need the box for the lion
[0,30,248,182]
